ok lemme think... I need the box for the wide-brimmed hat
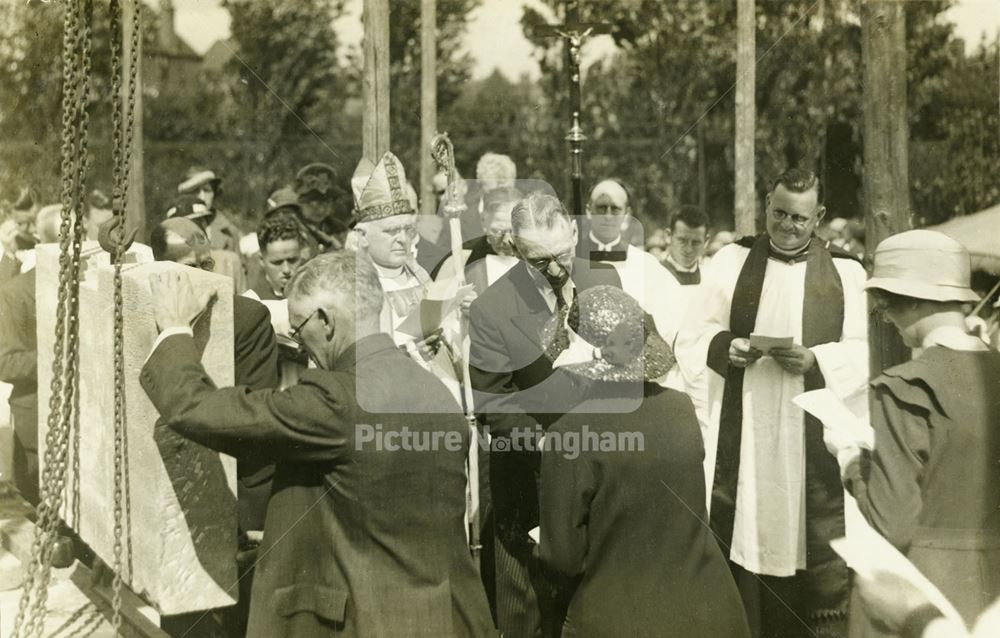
[264,187,301,216]
[865,230,979,303]
[350,152,415,224]
[552,285,675,382]
[295,162,337,199]
[165,194,212,221]
[177,169,222,194]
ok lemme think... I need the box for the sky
[172,0,1000,81]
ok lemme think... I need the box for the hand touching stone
[149,270,216,332]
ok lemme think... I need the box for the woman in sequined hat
[538,285,750,638]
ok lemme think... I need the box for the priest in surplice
[676,168,868,637]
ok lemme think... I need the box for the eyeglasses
[525,250,574,273]
[289,308,320,347]
[769,209,813,227]
[591,203,625,216]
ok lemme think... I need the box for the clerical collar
[664,253,699,274]
[768,239,811,264]
[922,325,989,352]
[589,231,624,253]
[373,262,406,279]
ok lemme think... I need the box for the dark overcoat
[142,333,496,638]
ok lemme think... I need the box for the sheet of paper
[749,333,794,354]
[793,388,874,450]
[830,526,965,628]
[396,277,474,339]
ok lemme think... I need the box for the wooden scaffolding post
[734,0,756,237]
[420,0,437,215]
[123,0,145,241]
[363,0,391,162]
[861,0,912,375]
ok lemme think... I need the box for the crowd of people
[0,152,998,638]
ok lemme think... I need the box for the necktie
[544,285,572,363]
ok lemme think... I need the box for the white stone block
[37,244,238,615]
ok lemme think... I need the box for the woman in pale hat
[837,230,1000,638]
[538,285,750,638]
[177,166,244,254]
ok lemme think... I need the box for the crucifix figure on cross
[532,1,611,217]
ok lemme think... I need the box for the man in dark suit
[468,192,620,637]
[149,217,280,534]
[141,252,496,637]
[0,204,63,505]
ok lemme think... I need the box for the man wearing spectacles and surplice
[675,168,869,638]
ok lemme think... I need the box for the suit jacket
[232,295,281,531]
[468,258,620,544]
[0,269,37,449]
[141,333,496,638]
[0,252,21,287]
[232,295,279,392]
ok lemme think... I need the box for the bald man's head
[587,179,630,244]
[150,217,215,271]
[35,205,63,243]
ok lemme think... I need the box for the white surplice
[675,242,868,577]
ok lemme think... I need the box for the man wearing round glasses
[140,252,495,637]
[676,168,868,637]
[468,192,621,638]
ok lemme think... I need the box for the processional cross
[532,1,611,217]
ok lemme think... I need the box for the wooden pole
[734,0,756,237]
[420,0,437,215]
[697,119,707,219]
[362,0,390,162]
[123,0,145,241]
[861,0,911,375]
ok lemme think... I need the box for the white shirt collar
[526,265,575,312]
[589,231,623,252]
[664,253,699,273]
[921,325,989,352]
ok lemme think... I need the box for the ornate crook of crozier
[430,132,468,221]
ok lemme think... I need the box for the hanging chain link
[13,0,91,635]
[108,0,140,632]
[14,0,139,634]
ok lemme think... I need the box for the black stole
[711,234,849,611]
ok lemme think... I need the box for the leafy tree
[220,0,348,164]
[0,0,125,203]
[518,0,997,231]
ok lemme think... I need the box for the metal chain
[12,0,91,635]
[109,0,140,633]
